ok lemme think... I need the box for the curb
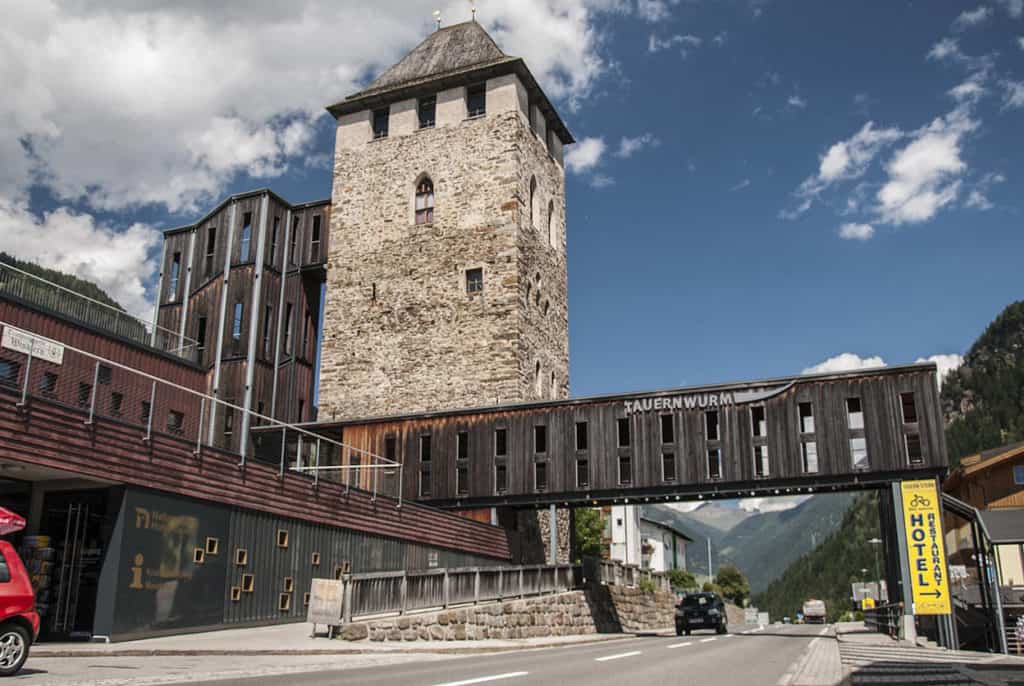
[31,633,632,658]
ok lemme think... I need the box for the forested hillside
[0,252,127,311]
[751,493,880,623]
[942,300,1024,465]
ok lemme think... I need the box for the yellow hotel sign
[900,479,951,615]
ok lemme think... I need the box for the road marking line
[700,638,717,643]
[751,626,765,633]
[433,672,529,686]
[724,633,736,638]
[818,627,829,636]
[595,650,643,662]
[667,642,693,649]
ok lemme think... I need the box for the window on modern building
[168,252,181,301]
[754,445,769,478]
[663,452,677,482]
[239,212,252,262]
[97,364,112,385]
[385,436,397,463]
[467,83,486,117]
[107,392,122,417]
[660,414,675,444]
[618,455,632,485]
[284,302,294,355]
[167,410,185,435]
[1014,464,1024,486]
[802,441,818,473]
[707,448,722,480]
[415,178,434,225]
[614,417,631,447]
[420,435,432,462]
[302,312,312,358]
[255,401,264,425]
[576,459,589,488]
[350,452,361,487]
[290,215,300,264]
[900,392,918,424]
[457,465,469,496]
[262,305,273,356]
[196,316,207,356]
[310,215,321,262]
[418,95,436,129]
[296,398,304,422]
[232,302,243,340]
[419,468,432,497]
[529,176,538,229]
[495,464,508,493]
[372,108,389,139]
[205,226,217,275]
[457,431,468,460]
[905,434,923,465]
[223,408,234,443]
[495,428,507,456]
[751,406,767,438]
[535,462,548,491]
[466,268,483,294]
[534,425,547,454]
[850,436,869,469]
[77,382,91,407]
[140,400,152,424]
[575,421,588,451]
[705,410,719,441]
[0,361,18,386]
[40,371,58,395]
[798,402,815,434]
[846,397,864,430]
[547,200,554,246]
[269,216,280,265]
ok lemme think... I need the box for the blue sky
[2,0,1022,399]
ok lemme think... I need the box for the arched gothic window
[547,200,554,246]
[415,177,434,225]
[529,176,538,229]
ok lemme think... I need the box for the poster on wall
[112,489,229,635]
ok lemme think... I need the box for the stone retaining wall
[605,586,677,633]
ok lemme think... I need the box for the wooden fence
[583,557,672,593]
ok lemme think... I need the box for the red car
[0,509,37,677]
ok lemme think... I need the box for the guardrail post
[314,437,321,488]
[519,568,524,599]
[85,361,100,425]
[372,460,378,502]
[143,381,155,442]
[342,575,353,624]
[397,464,403,508]
[497,569,503,601]
[278,426,286,477]
[473,568,480,605]
[194,398,205,456]
[443,569,450,609]
[400,572,408,615]
[18,345,32,408]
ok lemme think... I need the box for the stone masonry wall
[341,590,599,642]
[605,586,677,633]
[536,508,572,564]
[320,107,568,421]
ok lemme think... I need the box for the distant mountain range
[644,492,857,593]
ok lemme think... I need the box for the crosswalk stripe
[667,642,693,649]
[595,650,642,662]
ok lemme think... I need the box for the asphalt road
[175,624,830,686]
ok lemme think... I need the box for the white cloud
[1018,36,1024,50]
[875,107,976,225]
[615,133,660,158]
[915,354,964,383]
[590,174,616,188]
[926,37,994,70]
[949,78,987,103]
[787,95,807,109]
[965,189,994,210]
[565,136,607,174]
[738,496,811,513]
[0,199,159,317]
[636,0,673,22]
[711,32,728,47]
[838,222,875,240]
[998,0,1024,17]
[729,178,751,192]
[954,6,992,29]
[803,353,887,375]
[1002,80,1024,108]
[648,34,702,56]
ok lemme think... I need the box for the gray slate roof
[367,21,511,94]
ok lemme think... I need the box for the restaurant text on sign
[900,479,951,615]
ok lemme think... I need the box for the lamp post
[867,537,882,595]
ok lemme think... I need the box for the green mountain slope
[942,300,1024,466]
[0,252,127,311]
[752,493,881,623]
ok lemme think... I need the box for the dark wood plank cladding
[0,389,511,561]
[327,366,946,507]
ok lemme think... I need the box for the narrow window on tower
[457,464,469,496]
[372,107,389,139]
[232,302,244,340]
[418,95,436,129]
[617,417,631,447]
[850,437,869,470]
[420,435,432,463]
[660,414,675,444]
[529,176,538,229]
[290,215,300,264]
[262,305,273,356]
[466,83,486,117]
[905,434,923,465]
[204,226,217,275]
[269,216,279,265]
[168,252,181,301]
[196,316,207,358]
[239,212,252,262]
[310,215,321,262]
[384,436,397,463]
[415,178,434,225]
[284,303,294,355]
[547,200,554,247]
[466,268,483,294]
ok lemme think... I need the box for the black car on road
[676,592,728,636]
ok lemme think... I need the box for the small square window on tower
[418,95,436,129]
[466,268,484,294]
[372,108,389,139]
[467,83,486,117]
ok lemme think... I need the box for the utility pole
[707,537,713,581]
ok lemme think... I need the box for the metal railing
[0,321,402,503]
[864,602,902,639]
[586,557,672,593]
[339,564,579,622]
[0,262,198,362]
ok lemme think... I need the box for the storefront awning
[978,509,1024,545]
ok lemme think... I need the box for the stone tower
[319,21,572,420]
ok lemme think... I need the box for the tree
[667,568,698,592]
[715,564,751,606]
[573,508,605,560]
[702,581,721,594]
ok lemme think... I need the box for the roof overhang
[979,508,1024,545]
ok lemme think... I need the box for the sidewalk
[31,622,632,657]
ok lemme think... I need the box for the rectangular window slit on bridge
[420,468,432,497]
[618,455,632,485]
[751,406,766,437]
[40,371,58,395]
[617,418,631,447]
[77,382,91,408]
[495,428,507,456]
[707,449,722,480]
[850,436,868,470]
[900,392,918,424]
[798,402,814,434]
[754,445,769,478]
[802,441,818,473]
[457,431,468,460]
[576,459,589,487]
[660,414,674,444]
[662,453,676,482]
[534,425,547,454]
[846,397,864,430]
[535,462,547,491]
[457,465,469,495]
[420,435,431,462]
[385,436,396,462]
[905,434,923,465]
[705,411,719,441]
[495,463,507,493]
[575,421,588,451]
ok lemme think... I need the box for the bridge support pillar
[548,504,557,566]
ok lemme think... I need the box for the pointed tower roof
[327,21,574,144]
